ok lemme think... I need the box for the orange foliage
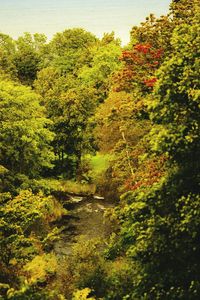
[124,155,167,191]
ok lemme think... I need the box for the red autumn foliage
[144,77,157,87]
[114,43,163,92]
[134,43,152,54]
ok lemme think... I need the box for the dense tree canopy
[0,0,200,299]
[110,6,200,299]
[0,80,54,177]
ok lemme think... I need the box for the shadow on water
[54,195,115,256]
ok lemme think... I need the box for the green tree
[34,67,97,176]
[170,0,199,25]
[114,11,200,299]
[51,86,97,176]
[0,80,54,177]
[48,28,97,74]
[34,66,76,103]
[14,32,47,85]
[0,33,17,78]
[79,40,121,103]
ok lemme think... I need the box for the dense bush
[0,190,65,299]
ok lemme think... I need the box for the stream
[54,194,114,256]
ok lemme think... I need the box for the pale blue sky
[0,0,171,44]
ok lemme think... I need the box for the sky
[0,0,171,45]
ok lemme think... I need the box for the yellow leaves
[9,258,18,266]
[24,253,57,284]
[0,283,10,291]
[6,189,63,225]
[189,88,200,103]
[0,165,9,175]
[149,125,169,152]
[185,135,194,143]
[72,288,95,300]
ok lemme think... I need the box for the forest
[0,0,200,299]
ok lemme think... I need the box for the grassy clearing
[90,153,111,173]
[60,180,96,195]
[27,153,112,195]
[87,153,112,180]
[59,153,112,194]
[22,177,94,195]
